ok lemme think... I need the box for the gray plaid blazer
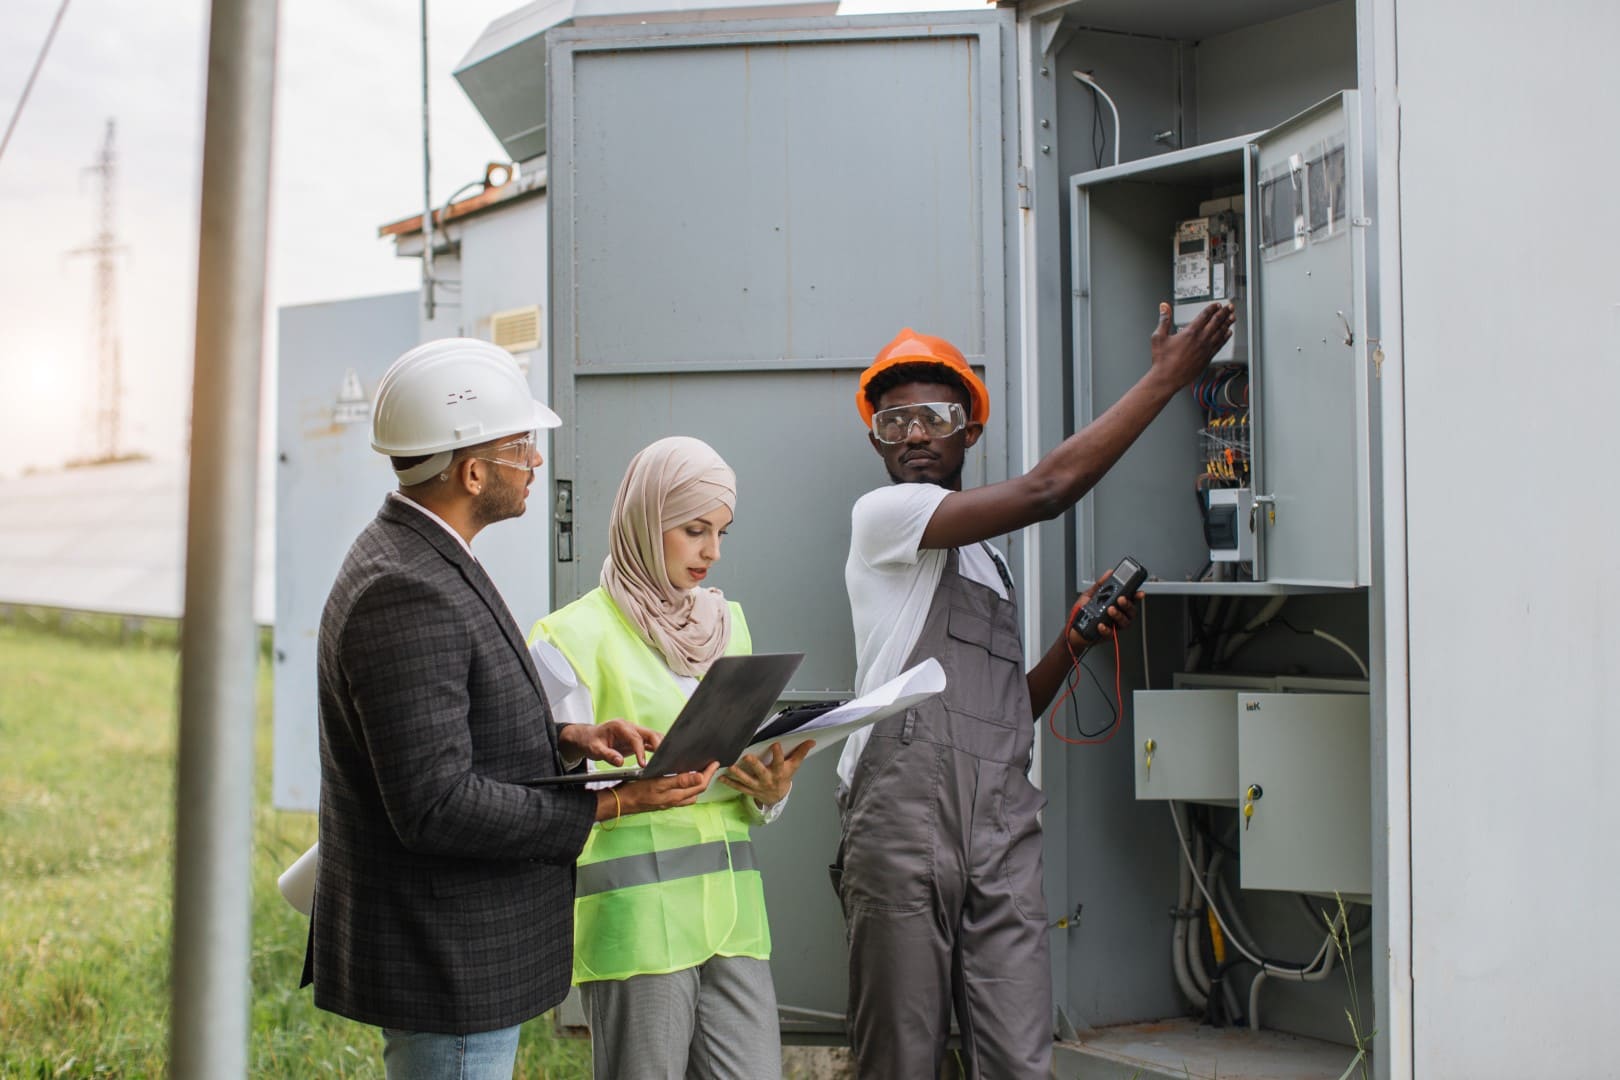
[304,495,597,1033]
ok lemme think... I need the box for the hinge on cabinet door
[1016,165,1031,210]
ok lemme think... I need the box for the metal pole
[169,0,278,1076]
[420,0,436,321]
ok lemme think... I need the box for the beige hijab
[601,436,736,677]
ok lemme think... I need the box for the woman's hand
[718,740,815,808]
[559,719,662,767]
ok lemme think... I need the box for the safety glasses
[870,402,967,445]
[475,431,540,470]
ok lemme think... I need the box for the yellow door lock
[1144,737,1156,776]
[1242,783,1263,830]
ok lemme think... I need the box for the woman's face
[662,506,733,590]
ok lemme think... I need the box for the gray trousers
[842,743,1052,1079]
[840,548,1052,1078]
[580,955,782,1080]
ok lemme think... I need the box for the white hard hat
[371,337,561,485]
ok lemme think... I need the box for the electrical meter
[1174,218,1213,302]
[1173,199,1245,363]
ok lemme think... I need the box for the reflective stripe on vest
[577,839,758,897]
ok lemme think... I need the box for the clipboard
[518,651,805,786]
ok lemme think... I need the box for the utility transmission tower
[71,119,125,463]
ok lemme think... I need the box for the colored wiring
[1047,621,1124,745]
[1192,366,1251,487]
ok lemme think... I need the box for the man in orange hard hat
[834,302,1235,1078]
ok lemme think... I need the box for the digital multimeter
[1070,556,1149,642]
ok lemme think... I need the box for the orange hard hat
[856,328,991,427]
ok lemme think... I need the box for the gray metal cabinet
[271,293,559,812]
[272,293,424,811]
[1069,92,1370,591]
[548,11,1020,697]
[1132,689,1241,803]
[546,10,1020,1027]
[1237,691,1371,896]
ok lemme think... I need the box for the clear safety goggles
[475,431,540,470]
[870,401,967,445]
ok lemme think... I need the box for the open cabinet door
[546,9,1018,1027]
[1251,91,1372,587]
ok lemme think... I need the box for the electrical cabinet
[1132,690,1240,803]
[1237,692,1371,897]
[1070,93,1370,592]
[539,0,1380,1064]
[1136,680,1372,898]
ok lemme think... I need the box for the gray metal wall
[1195,1,1357,143]
[1397,1,1620,1075]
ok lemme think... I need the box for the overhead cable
[0,0,73,169]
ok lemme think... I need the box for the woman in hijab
[531,435,811,1080]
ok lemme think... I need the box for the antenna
[70,119,126,462]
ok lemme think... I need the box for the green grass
[0,617,591,1079]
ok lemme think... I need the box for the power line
[0,0,74,169]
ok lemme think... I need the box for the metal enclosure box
[1132,690,1239,803]
[1237,691,1371,896]
[1069,92,1370,590]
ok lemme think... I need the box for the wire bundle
[1192,364,1249,414]
[1192,365,1251,486]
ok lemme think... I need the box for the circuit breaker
[1205,486,1255,562]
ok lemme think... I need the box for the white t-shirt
[835,483,1009,792]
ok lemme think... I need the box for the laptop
[520,651,805,786]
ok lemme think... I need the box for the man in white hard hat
[303,338,718,1079]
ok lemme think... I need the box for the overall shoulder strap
[979,541,1015,595]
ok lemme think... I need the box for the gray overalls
[837,546,1052,1078]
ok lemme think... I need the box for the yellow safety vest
[533,588,770,983]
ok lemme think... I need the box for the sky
[0,0,524,478]
[0,0,980,480]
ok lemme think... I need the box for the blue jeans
[381,1024,522,1080]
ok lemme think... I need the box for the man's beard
[886,461,964,489]
[471,467,528,527]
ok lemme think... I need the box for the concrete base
[1055,1018,1363,1080]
